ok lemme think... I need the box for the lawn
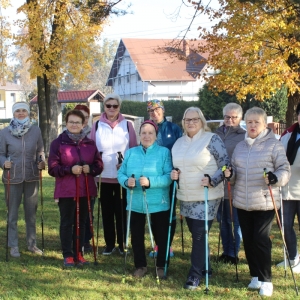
[0,171,298,299]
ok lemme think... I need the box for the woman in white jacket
[171,107,229,290]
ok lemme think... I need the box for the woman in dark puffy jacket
[48,110,103,267]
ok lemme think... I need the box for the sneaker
[118,246,130,255]
[169,247,174,258]
[102,245,116,255]
[64,257,75,267]
[28,246,43,255]
[259,282,273,297]
[184,276,200,290]
[75,253,89,265]
[248,277,262,289]
[227,256,239,265]
[218,254,228,263]
[10,247,20,258]
[133,267,147,278]
[277,255,299,268]
[292,262,300,274]
[156,267,165,279]
[149,245,158,257]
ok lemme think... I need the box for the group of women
[1,97,297,297]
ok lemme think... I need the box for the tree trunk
[37,75,58,157]
[286,91,300,127]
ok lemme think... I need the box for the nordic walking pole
[204,174,210,294]
[39,155,45,255]
[5,157,11,262]
[122,174,134,284]
[96,152,103,256]
[279,187,287,278]
[75,172,80,266]
[217,194,224,264]
[164,180,177,278]
[142,176,159,284]
[84,171,98,265]
[180,214,184,256]
[264,168,298,296]
[117,152,125,253]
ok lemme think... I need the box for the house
[30,89,105,132]
[106,38,211,102]
[0,81,24,119]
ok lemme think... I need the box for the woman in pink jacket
[48,110,103,267]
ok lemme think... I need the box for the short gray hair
[223,103,243,118]
[103,93,122,106]
[182,107,211,134]
[244,106,267,124]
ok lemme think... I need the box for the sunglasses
[105,104,119,109]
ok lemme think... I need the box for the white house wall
[111,50,206,102]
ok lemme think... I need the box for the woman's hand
[171,169,180,180]
[139,176,149,188]
[72,165,83,175]
[4,160,11,169]
[127,177,136,188]
[201,176,213,187]
[82,164,90,174]
[38,161,45,170]
[224,167,232,179]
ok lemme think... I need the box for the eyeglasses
[149,107,161,114]
[224,115,239,120]
[105,104,119,109]
[67,121,82,126]
[183,118,200,124]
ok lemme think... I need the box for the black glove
[267,171,278,185]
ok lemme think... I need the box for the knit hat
[140,120,158,134]
[12,102,30,114]
[147,99,164,112]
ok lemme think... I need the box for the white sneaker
[292,262,300,274]
[259,282,273,297]
[28,246,43,255]
[10,247,20,258]
[277,254,299,268]
[248,277,262,289]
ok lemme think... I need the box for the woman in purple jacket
[48,110,103,267]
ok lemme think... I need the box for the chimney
[183,40,190,57]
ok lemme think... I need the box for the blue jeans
[186,217,213,279]
[280,200,300,260]
[217,199,242,257]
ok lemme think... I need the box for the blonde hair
[244,106,267,124]
[103,93,122,106]
[182,107,210,134]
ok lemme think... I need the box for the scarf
[286,124,300,165]
[65,129,86,143]
[9,117,31,138]
[100,113,125,129]
[245,128,268,146]
[82,125,91,137]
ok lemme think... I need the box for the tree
[14,0,125,155]
[198,84,287,122]
[179,0,300,126]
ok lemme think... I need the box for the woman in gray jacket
[225,107,290,297]
[0,102,45,258]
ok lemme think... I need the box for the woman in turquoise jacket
[118,120,172,279]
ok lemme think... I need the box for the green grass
[0,171,298,299]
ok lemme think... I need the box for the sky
[3,0,218,43]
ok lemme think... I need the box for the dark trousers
[131,210,169,268]
[58,197,88,258]
[280,200,300,259]
[237,209,275,282]
[100,182,127,248]
[186,217,213,279]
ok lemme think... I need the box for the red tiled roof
[30,90,105,103]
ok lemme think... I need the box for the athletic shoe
[169,247,175,257]
[277,255,299,268]
[133,267,147,278]
[218,254,228,263]
[10,247,20,258]
[227,256,239,265]
[248,277,262,289]
[156,267,165,279]
[118,246,130,255]
[28,246,43,255]
[102,245,116,255]
[292,262,300,274]
[259,282,273,297]
[64,257,75,267]
[149,245,158,257]
[184,276,200,290]
[76,253,89,265]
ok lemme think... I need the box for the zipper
[245,143,253,210]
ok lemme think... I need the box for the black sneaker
[218,254,229,263]
[184,276,200,290]
[102,245,116,255]
[227,256,239,265]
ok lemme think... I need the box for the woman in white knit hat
[0,101,45,257]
